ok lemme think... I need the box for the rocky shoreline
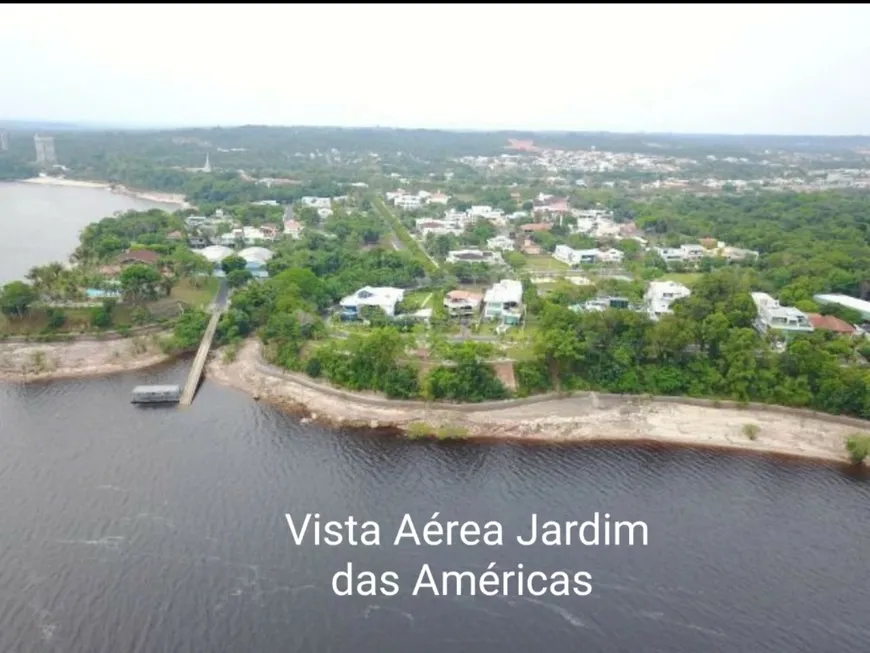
[0,335,867,466]
[205,339,870,466]
[0,334,175,382]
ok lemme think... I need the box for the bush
[845,434,870,464]
[45,308,67,330]
[742,423,760,440]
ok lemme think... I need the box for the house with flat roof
[340,286,405,317]
[643,281,691,321]
[751,292,814,337]
[483,279,524,324]
[813,293,870,321]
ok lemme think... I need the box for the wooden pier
[179,307,223,406]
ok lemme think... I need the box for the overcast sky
[3,4,870,134]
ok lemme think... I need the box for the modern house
[483,279,524,324]
[643,281,691,321]
[751,292,814,337]
[340,286,405,318]
[196,245,234,265]
[443,290,483,317]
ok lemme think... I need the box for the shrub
[742,423,760,440]
[845,434,870,464]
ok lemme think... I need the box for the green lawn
[0,305,137,335]
[660,272,703,287]
[170,277,219,308]
[522,254,569,270]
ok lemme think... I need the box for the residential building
[751,292,814,336]
[300,196,332,209]
[283,219,304,239]
[445,249,504,265]
[415,219,463,238]
[118,249,160,266]
[429,192,450,204]
[644,281,691,320]
[553,245,622,266]
[483,279,524,324]
[469,205,494,218]
[812,294,870,321]
[653,247,686,264]
[680,244,709,262]
[394,194,423,210]
[805,313,855,335]
[34,134,57,166]
[520,223,552,234]
[486,235,516,252]
[340,286,405,317]
[570,296,630,313]
[443,290,483,317]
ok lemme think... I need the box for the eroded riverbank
[206,339,870,465]
[0,334,174,381]
[0,334,866,465]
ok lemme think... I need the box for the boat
[131,385,181,405]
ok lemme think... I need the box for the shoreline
[0,334,177,382]
[205,339,870,466]
[17,176,190,208]
[0,335,867,466]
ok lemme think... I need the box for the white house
[486,235,516,252]
[553,245,621,266]
[468,205,494,218]
[644,281,692,320]
[598,247,624,264]
[443,290,483,317]
[429,192,450,204]
[340,286,405,317]
[483,279,524,324]
[751,292,813,336]
[394,194,423,210]
[653,247,686,264]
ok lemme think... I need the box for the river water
[2,186,869,652]
[0,359,868,653]
[0,182,178,284]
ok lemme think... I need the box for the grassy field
[660,272,703,287]
[170,277,219,308]
[522,254,569,270]
[0,305,137,335]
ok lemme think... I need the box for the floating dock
[132,385,181,404]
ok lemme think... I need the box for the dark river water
[1,359,868,653]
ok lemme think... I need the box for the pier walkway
[179,281,228,406]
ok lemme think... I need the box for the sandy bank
[0,334,174,382]
[20,177,189,207]
[207,339,870,465]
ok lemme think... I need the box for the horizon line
[1,119,870,139]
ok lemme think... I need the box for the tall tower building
[0,130,8,151]
[34,134,58,166]
[203,153,211,173]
